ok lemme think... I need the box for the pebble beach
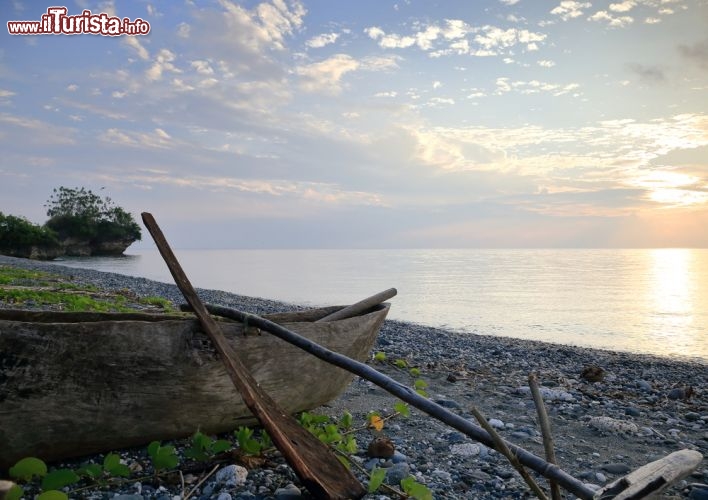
[0,254,707,499]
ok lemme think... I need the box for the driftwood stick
[470,406,548,500]
[195,302,597,500]
[316,288,397,323]
[528,373,562,500]
[142,213,365,500]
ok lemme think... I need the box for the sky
[1,0,708,249]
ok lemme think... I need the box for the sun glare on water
[646,249,700,356]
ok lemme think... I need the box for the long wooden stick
[470,406,548,500]
[529,373,562,500]
[142,213,365,500]
[316,288,397,323]
[195,302,597,500]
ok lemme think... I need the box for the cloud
[177,22,191,38]
[679,38,708,70]
[499,0,521,4]
[100,127,173,149]
[588,11,634,28]
[627,63,666,83]
[473,26,546,54]
[191,60,215,75]
[537,59,556,67]
[66,84,78,92]
[609,1,636,12]
[296,54,360,94]
[123,35,149,61]
[306,32,340,48]
[495,78,581,96]
[218,0,306,52]
[550,1,592,21]
[146,49,181,81]
[0,112,76,145]
[0,89,15,98]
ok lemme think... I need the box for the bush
[43,187,141,243]
[0,212,59,250]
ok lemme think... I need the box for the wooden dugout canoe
[0,303,389,468]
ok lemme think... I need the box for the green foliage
[368,467,386,493]
[103,453,130,477]
[394,401,411,417]
[41,469,79,490]
[409,367,421,377]
[400,476,433,500]
[235,427,265,456]
[373,351,386,362]
[44,186,141,244]
[36,491,69,500]
[339,411,353,430]
[394,358,408,369]
[75,463,102,480]
[0,212,59,254]
[5,484,23,500]
[9,457,47,481]
[147,442,179,471]
[414,379,429,397]
[184,431,232,462]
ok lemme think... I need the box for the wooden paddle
[141,213,365,500]
[316,288,397,323]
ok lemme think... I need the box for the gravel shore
[1,254,707,499]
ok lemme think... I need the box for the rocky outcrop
[0,245,64,260]
[1,238,135,260]
[59,237,135,256]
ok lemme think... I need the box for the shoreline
[1,254,706,499]
[1,254,706,367]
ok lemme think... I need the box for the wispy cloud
[306,32,340,48]
[550,1,592,21]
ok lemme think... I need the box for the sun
[632,170,708,207]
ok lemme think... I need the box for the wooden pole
[142,213,365,500]
[529,373,563,500]
[195,302,597,500]
[316,288,397,323]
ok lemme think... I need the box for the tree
[44,187,141,244]
[0,212,60,257]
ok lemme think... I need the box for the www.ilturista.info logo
[7,6,150,36]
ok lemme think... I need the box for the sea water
[52,248,708,361]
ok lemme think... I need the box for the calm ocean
[52,248,708,362]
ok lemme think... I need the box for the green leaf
[76,463,102,479]
[339,411,353,429]
[41,469,79,490]
[394,358,407,369]
[37,490,69,500]
[9,457,47,481]
[409,367,421,377]
[211,439,232,454]
[153,445,179,470]
[5,484,23,500]
[259,430,272,450]
[414,379,428,390]
[146,441,160,459]
[368,467,386,493]
[192,431,210,450]
[103,453,130,477]
[394,401,411,417]
[400,476,433,500]
[373,351,386,362]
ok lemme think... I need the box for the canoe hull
[0,304,389,468]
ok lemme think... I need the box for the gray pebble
[274,483,301,499]
[636,380,653,392]
[386,463,410,485]
[113,496,144,500]
[601,463,631,474]
[216,494,232,500]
